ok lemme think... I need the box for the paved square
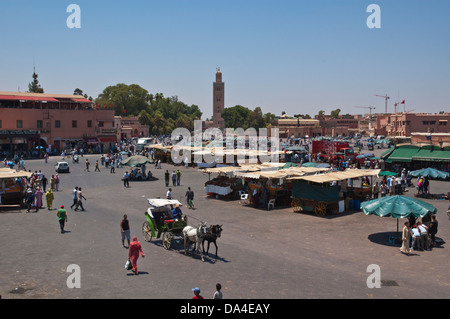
[1,154,449,299]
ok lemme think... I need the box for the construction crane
[354,106,376,116]
[375,94,390,113]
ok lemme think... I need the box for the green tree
[248,107,266,129]
[263,112,277,126]
[221,105,252,129]
[330,108,341,118]
[95,83,150,116]
[28,72,44,93]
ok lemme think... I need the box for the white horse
[183,223,207,262]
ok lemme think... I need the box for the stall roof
[288,169,381,183]
[0,168,33,179]
[233,166,330,179]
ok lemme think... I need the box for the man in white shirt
[166,188,172,200]
[70,187,78,209]
[417,221,430,250]
[411,226,421,250]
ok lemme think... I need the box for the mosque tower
[212,67,225,129]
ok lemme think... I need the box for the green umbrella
[410,167,449,180]
[278,162,297,169]
[120,155,150,167]
[361,195,437,232]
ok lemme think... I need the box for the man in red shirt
[128,236,145,274]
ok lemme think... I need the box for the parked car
[55,162,70,173]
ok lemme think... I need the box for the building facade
[115,116,149,141]
[375,112,450,137]
[0,91,115,156]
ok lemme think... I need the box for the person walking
[110,160,115,173]
[45,188,54,210]
[50,175,56,191]
[57,205,68,234]
[35,187,43,209]
[25,189,36,213]
[95,160,100,172]
[120,214,131,248]
[128,236,144,275]
[85,159,90,172]
[172,171,176,186]
[185,187,194,209]
[176,169,181,186]
[55,174,60,191]
[42,175,48,192]
[123,171,130,188]
[70,187,78,209]
[74,187,86,211]
[165,170,170,187]
[400,221,411,255]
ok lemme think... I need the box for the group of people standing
[165,169,182,187]
[401,215,439,255]
[22,171,60,212]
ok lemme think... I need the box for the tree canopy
[221,105,276,130]
[94,83,202,135]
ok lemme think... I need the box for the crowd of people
[17,170,60,212]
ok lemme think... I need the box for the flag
[401,100,405,104]
[122,108,126,114]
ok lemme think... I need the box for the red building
[375,112,450,137]
[0,91,116,157]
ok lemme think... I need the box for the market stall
[288,169,381,216]
[234,166,331,209]
[0,168,33,208]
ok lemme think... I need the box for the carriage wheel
[162,232,172,250]
[290,198,301,212]
[142,221,153,242]
[314,201,327,217]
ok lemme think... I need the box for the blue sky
[1,0,449,119]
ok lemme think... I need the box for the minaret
[212,67,225,129]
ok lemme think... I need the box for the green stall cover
[292,180,339,202]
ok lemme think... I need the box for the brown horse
[202,224,223,258]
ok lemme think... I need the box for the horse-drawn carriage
[142,199,187,250]
[141,198,223,260]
